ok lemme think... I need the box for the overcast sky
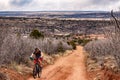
[0,0,120,11]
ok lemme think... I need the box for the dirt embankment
[0,67,24,80]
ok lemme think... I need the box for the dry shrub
[0,72,9,80]
[0,30,72,66]
[84,10,120,70]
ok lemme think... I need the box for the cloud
[0,0,119,11]
[89,0,120,11]
[0,0,11,10]
[10,0,33,6]
[91,0,119,5]
[27,0,87,11]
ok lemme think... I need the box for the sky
[0,0,120,11]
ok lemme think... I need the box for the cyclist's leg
[37,59,42,78]
[38,58,43,67]
[33,59,37,68]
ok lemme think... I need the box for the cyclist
[30,48,43,67]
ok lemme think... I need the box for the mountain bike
[33,59,42,79]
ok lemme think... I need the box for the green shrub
[78,38,91,46]
[57,42,65,52]
[30,29,44,39]
[67,41,76,50]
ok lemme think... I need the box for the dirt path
[28,46,88,80]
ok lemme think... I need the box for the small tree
[67,41,76,50]
[78,38,92,46]
[30,29,44,39]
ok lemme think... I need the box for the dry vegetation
[0,27,72,67]
[0,27,73,80]
[0,12,120,80]
[0,72,8,80]
[0,17,113,36]
[84,11,120,80]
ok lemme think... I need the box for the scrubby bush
[0,31,72,66]
[78,38,91,46]
[30,29,44,39]
[84,39,112,59]
[0,27,12,50]
[0,34,33,65]
[67,40,76,50]
[57,42,65,53]
[84,11,120,69]
[40,38,72,55]
[0,72,8,80]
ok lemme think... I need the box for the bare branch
[111,10,120,31]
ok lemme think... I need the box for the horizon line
[0,10,111,12]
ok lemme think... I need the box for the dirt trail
[28,46,88,80]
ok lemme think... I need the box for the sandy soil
[28,46,88,80]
